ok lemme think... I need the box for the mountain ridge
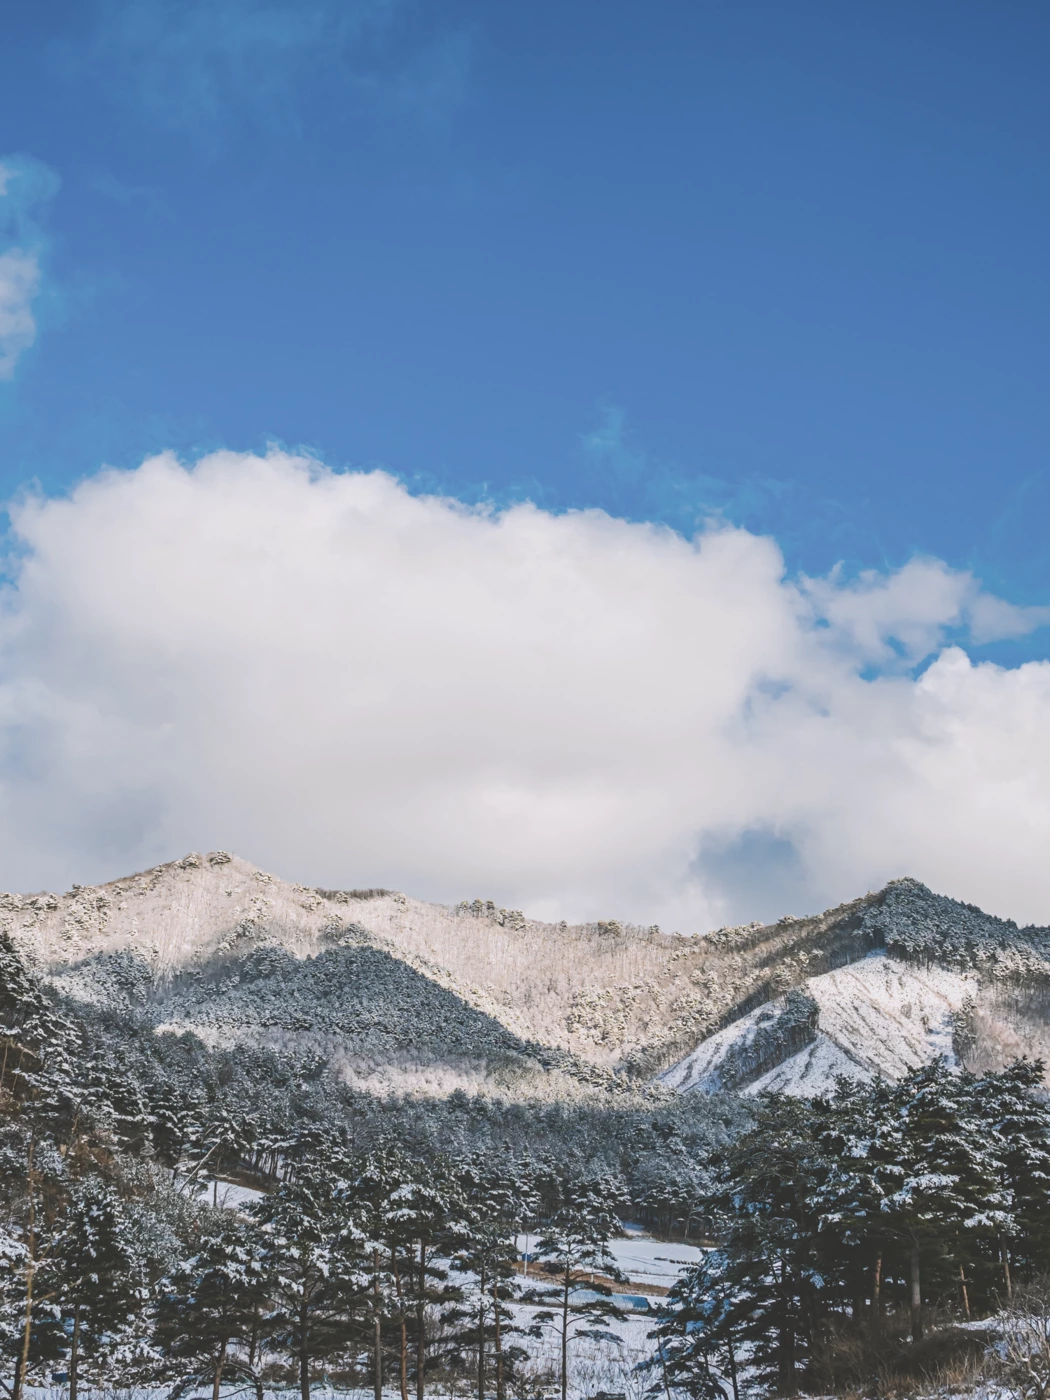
[5,853,1049,1099]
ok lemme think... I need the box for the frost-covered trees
[451,1161,534,1400]
[7,914,1050,1399]
[706,1094,825,1395]
[529,1173,628,1400]
[676,1058,1050,1395]
[154,1211,269,1400]
[975,1059,1050,1289]
[50,1174,148,1400]
[252,1163,363,1400]
[647,1252,740,1400]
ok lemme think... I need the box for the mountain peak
[4,855,1048,1102]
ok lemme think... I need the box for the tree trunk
[777,1323,796,1397]
[213,1336,228,1400]
[15,1271,33,1400]
[392,1255,409,1400]
[910,1243,923,1342]
[492,1275,504,1400]
[300,1299,311,1400]
[657,1342,672,1400]
[374,1251,384,1400]
[725,1336,740,1400]
[416,1241,427,1400]
[14,1157,37,1400]
[69,1302,81,1400]
[1000,1234,1014,1302]
[959,1263,971,1321]
[871,1254,882,1326]
[249,1304,260,1369]
[477,1264,486,1400]
[560,1265,570,1400]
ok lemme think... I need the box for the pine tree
[50,1173,147,1400]
[451,1160,533,1400]
[882,1060,1009,1339]
[383,1159,467,1400]
[707,1093,827,1396]
[252,1160,364,1400]
[154,1209,269,1400]
[354,1150,417,1400]
[0,1129,74,1400]
[647,1251,740,1400]
[529,1173,628,1400]
[811,1077,902,1333]
[974,1059,1050,1291]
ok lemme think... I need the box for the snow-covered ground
[749,1035,861,1095]
[516,1234,704,1291]
[660,951,977,1097]
[212,1179,266,1210]
[604,1237,706,1288]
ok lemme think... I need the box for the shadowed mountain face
[54,939,609,1098]
[4,854,1049,1099]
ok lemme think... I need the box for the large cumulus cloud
[1,447,1048,929]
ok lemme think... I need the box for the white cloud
[1,447,1049,930]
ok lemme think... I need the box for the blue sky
[2,1,1049,606]
[0,2,1049,920]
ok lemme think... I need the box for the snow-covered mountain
[659,952,975,1096]
[4,852,1050,1099]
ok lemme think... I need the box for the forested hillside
[4,857,1050,1397]
[4,920,1050,1398]
[7,853,1050,1097]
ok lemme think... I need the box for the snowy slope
[748,1036,866,1095]
[4,853,1046,1099]
[661,952,977,1097]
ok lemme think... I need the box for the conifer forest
[4,877,1050,1400]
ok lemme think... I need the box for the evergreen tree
[252,1160,364,1400]
[882,1060,1009,1338]
[0,1131,69,1400]
[389,1159,467,1400]
[707,1093,828,1396]
[354,1150,417,1400]
[154,1209,269,1400]
[811,1076,902,1331]
[530,1173,628,1400]
[50,1173,147,1400]
[451,1160,533,1400]
[974,1059,1050,1291]
[647,1251,740,1400]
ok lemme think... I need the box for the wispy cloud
[578,404,870,569]
[0,155,59,380]
[65,0,468,138]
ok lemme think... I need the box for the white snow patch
[661,952,977,1096]
[657,997,794,1093]
[516,1232,704,1290]
[748,1034,869,1096]
[808,951,973,1078]
[604,1236,706,1286]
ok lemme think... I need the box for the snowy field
[515,1232,704,1291]
[604,1236,706,1289]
